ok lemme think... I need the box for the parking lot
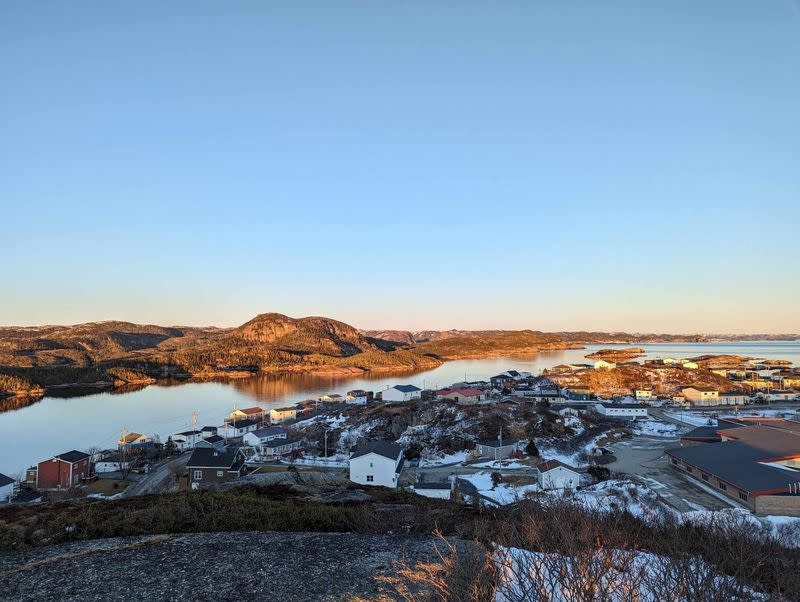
[606,434,737,512]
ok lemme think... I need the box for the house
[537,460,580,490]
[200,426,218,438]
[489,371,529,388]
[763,391,800,402]
[269,407,298,424]
[681,387,720,406]
[118,432,152,450]
[680,360,699,370]
[228,407,266,423]
[634,388,654,400]
[594,402,648,420]
[171,430,204,451]
[666,421,800,516]
[219,418,260,438]
[710,368,729,377]
[186,448,246,490]
[346,389,370,404]
[10,489,43,505]
[593,360,616,371]
[349,441,405,488]
[436,388,486,405]
[549,404,582,417]
[94,455,133,474]
[718,392,750,405]
[565,386,592,401]
[261,436,303,457]
[243,426,288,447]
[411,475,453,499]
[475,438,520,460]
[195,435,226,451]
[36,450,91,489]
[663,358,680,365]
[319,393,344,403]
[0,473,14,503]
[381,384,422,403]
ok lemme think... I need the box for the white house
[219,418,260,438]
[634,388,654,400]
[718,392,750,405]
[270,407,298,424]
[171,430,205,451]
[346,389,369,405]
[537,460,580,490]
[680,360,699,370]
[381,385,422,403]
[411,477,453,499]
[594,402,648,420]
[681,387,720,406]
[0,473,14,503]
[319,393,344,403]
[349,441,405,488]
[94,456,133,474]
[243,426,287,448]
[593,360,616,371]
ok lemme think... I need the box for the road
[648,408,699,428]
[121,454,189,497]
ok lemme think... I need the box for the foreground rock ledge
[0,531,444,601]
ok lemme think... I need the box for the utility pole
[191,411,198,449]
[120,427,128,449]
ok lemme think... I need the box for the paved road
[121,455,188,498]
[648,408,699,428]
[604,435,732,512]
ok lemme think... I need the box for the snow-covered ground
[460,471,542,506]
[419,450,469,467]
[663,411,716,426]
[288,454,349,468]
[494,545,767,602]
[681,508,800,548]
[631,419,684,437]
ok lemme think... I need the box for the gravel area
[0,531,445,601]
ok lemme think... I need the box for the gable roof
[392,384,421,393]
[0,473,13,487]
[350,440,404,461]
[55,450,90,463]
[120,432,148,443]
[251,426,287,438]
[538,459,578,473]
[186,448,242,469]
[235,407,264,415]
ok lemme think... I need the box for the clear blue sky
[2,1,799,333]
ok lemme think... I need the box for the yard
[85,479,130,496]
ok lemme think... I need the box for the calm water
[1,341,797,476]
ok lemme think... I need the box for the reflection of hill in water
[227,368,435,403]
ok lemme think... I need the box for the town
[3,354,799,525]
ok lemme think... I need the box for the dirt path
[121,455,188,498]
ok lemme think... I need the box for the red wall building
[36,451,90,489]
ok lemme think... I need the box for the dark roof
[251,426,286,438]
[0,473,13,487]
[226,418,260,428]
[392,384,421,393]
[203,435,225,443]
[478,438,520,448]
[201,426,217,432]
[681,426,723,441]
[666,442,800,494]
[11,489,42,504]
[186,448,241,469]
[263,436,302,449]
[55,450,90,463]
[597,402,647,409]
[176,430,201,436]
[538,459,577,473]
[414,481,451,490]
[350,440,404,461]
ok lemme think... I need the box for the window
[216,471,224,477]
[369,462,373,468]
[738,492,748,501]
[366,475,374,482]
[193,470,202,480]
[671,459,678,465]
[702,474,709,481]
[718,482,727,491]
[686,466,693,473]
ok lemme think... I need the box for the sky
[2,1,799,334]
